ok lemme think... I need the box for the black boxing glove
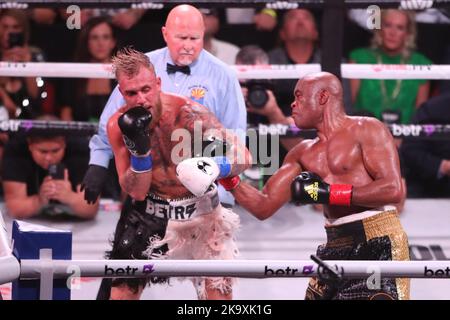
[81,164,109,204]
[291,172,353,206]
[118,106,153,173]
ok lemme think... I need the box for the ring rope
[1,62,450,80]
[15,258,450,281]
[0,119,448,140]
[0,120,98,136]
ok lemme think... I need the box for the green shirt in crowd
[350,48,432,124]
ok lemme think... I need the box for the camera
[243,80,272,109]
[48,163,65,180]
[8,32,25,48]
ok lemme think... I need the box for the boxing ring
[1,199,450,300]
[0,0,450,300]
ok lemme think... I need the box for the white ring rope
[1,62,450,80]
[0,62,115,79]
[16,259,450,281]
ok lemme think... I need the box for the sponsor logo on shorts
[145,199,197,220]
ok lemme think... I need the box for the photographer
[1,131,98,219]
[0,9,47,119]
[237,45,301,152]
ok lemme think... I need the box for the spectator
[201,8,239,65]
[77,8,146,31]
[60,17,118,122]
[225,8,277,31]
[58,17,121,201]
[268,9,320,116]
[236,45,298,192]
[0,9,49,119]
[349,9,431,124]
[2,124,98,219]
[236,45,298,151]
[400,93,450,198]
[268,9,353,116]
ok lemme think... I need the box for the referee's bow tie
[166,63,191,75]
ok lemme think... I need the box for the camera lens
[248,85,268,109]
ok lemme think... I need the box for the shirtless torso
[108,92,246,200]
[232,72,403,220]
[290,116,400,218]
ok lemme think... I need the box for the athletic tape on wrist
[329,184,353,206]
[213,156,232,178]
[130,154,153,173]
[219,176,241,191]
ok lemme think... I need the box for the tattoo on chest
[151,107,224,170]
[153,177,178,188]
[151,129,172,168]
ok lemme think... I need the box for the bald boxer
[106,47,251,300]
[231,72,410,300]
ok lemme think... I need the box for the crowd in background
[0,6,449,220]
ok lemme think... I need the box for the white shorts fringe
[143,205,240,299]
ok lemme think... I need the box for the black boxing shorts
[305,208,410,300]
[107,196,169,293]
[107,186,221,293]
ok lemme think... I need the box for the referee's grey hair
[112,46,155,79]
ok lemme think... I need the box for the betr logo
[424,266,450,277]
[66,5,81,30]
[264,265,299,276]
[104,265,138,276]
[143,264,155,274]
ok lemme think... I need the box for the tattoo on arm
[123,170,137,192]
[122,170,139,193]
[180,104,252,175]
[230,163,249,177]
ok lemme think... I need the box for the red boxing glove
[219,176,241,191]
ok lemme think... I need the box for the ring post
[11,220,72,300]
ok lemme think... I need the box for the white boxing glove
[176,157,220,196]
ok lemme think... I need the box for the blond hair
[111,47,155,79]
[371,9,417,60]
